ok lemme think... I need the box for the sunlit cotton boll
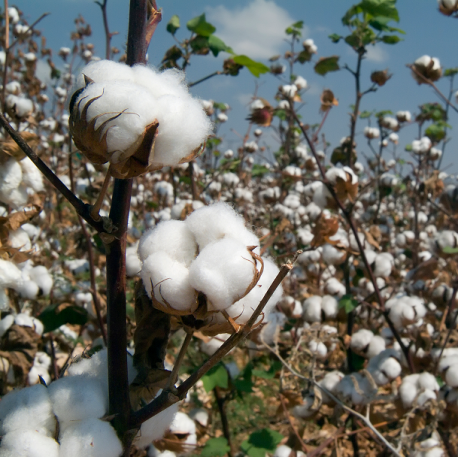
[59,418,122,457]
[189,238,257,311]
[0,429,59,457]
[141,251,196,312]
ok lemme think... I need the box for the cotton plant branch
[0,113,107,233]
[292,110,416,374]
[259,338,401,457]
[128,255,296,428]
[95,0,117,60]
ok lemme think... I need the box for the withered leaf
[311,213,339,247]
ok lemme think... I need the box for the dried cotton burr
[69,60,212,179]
[411,55,442,83]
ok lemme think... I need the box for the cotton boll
[200,334,230,356]
[148,445,177,457]
[366,336,386,358]
[73,60,134,90]
[324,278,345,297]
[28,266,53,296]
[0,158,22,195]
[308,340,328,360]
[374,253,394,277]
[275,445,293,457]
[303,296,322,323]
[350,329,374,354]
[0,260,22,288]
[133,66,188,99]
[48,375,108,423]
[418,372,440,391]
[0,384,56,436]
[135,392,178,449]
[322,243,345,265]
[321,295,338,319]
[417,389,437,406]
[260,312,286,345]
[189,408,209,427]
[189,239,256,311]
[368,351,402,385]
[20,157,44,192]
[8,228,31,251]
[318,371,344,404]
[0,429,59,457]
[59,418,122,457]
[185,202,258,250]
[399,381,419,408]
[445,365,458,387]
[0,315,14,338]
[141,251,196,312]
[14,312,34,328]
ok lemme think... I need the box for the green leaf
[375,109,393,118]
[291,20,304,29]
[201,363,228,392]
[425,122,449,142]
[444,67,458,77]
[314,56,340,76]
[275,109,286,121]
[232,55,269,77]
[360,0,399,22]
[251,164,270,177]
[213,102,228,111]
[187,14,216,37]
[338,294,359,313]
[329,33,342,43]
[253,360,282,379]
[190,35,210,54]
[369,16,405,33]
[241,429,284,457]
[166,15,180,35]
[442,246,458,254]
[201,437,230,457]
[39,304,88,334]
[359,110,373,119]
[208,35,232,56]
[381,34,401,44]
[233,363,253,393]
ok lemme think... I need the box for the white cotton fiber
[1,186,28,208]
[14,313,34,328]
[138,220,197,266]
[0,429,59,457]
[141,252,196,312]
[134,391,178,449]
[189,238,256,311]
[132,65,188,99]
[8,228,31,251]
[303,296,322,323]
[0,260,22,288]
[20,157,44,192]
[0,159,22,195]
[0,315,14,337]
[0,384,56,436]
[351,329,374,353]
[185,202,259,250]
[321,295,338,319]
[200,334,230,356]
[28,266,53,296]
[170,411,196,435]
[48,375,107,423]
[74,60,135,90]
[222,257,282,325]
[59,418,122,457]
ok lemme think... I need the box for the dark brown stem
[189,71,222,88]
[96,0,112,60]
[165,329,193,390]
[0,113,106,233]
[49,334,59,381]
[188,161,198,201]
[214,387,235,456]
[128,258,294,428]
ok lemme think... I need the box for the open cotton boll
[28,266,53,296]
[6,94,34,117]
[303,296,322,323]
[185,202,258,250]
[20,157,44,192]
[200,333,230,356]
[275,445,294,457]
[141,251,196,312]
[138,220,197,266]
[73,60,135,90]
[14,312,34,328]
[324,278,345,297]
[308,340,328,360]
[148,445,177,457]
[320,295,338,319]
[150,94,212,167]
[189,238,256,311]
[59,418,122,457]
[0,315,14,337]
[350,329,374,354]
[366,335,386,358]
[367,350,401,385]
[0,260,22,289]
[134,390,178,449]
[0,429,59,457]
[8,227,31,251]
[322,243,345,265]
[48,375,107,423]
[318,371,344,404]
[0,384,56,436]
[0,158,22,195]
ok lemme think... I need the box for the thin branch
[95,0,112,60]
[189,71,222,88]
[165,329,193,390]
[0,113,106,233]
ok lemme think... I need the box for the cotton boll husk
[0,260,22,288]
[0,384,56,436]
[350,329,374,353]
[20,157,44,192]
[28,266,53,295]
[185,202,258,250]
[134,391,178,449]
[59,418,122,457]
[0,429,59,457]
[303,296,322,323]
[137,220,197,265]
[189,238,256,311]
[48,375,107,423]
[141,251,196,312]
[150,94,212,167]
[321,295,338,319]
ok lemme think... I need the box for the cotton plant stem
[95,0,112,60]
[128,257,295,428]
[279,393,310,454]
[90,167,112,221]
[214,386,235,456]
[165,329,193,390]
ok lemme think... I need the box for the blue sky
[10,0,458,172]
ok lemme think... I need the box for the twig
[189,71,222,88]
[260,340,401,457]
[214,386,235,456]
[165,329,193,390]
[95,0,113,60]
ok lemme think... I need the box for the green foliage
[166,15,180,35]
[285,20,304,38]
[360,110,374,119]
[441,246,458,254]
[201,437,231,457]
[314,56,340,76]
[208,35,232,56]
[252,360,282,379]
[201,362,228,392]
[232,55,269,77]
[444,67,458,77]
[187,14,216,37]
[338,294,359,313]
[251,164,270,177]
[233,363,253,393]
[241,428,284,456]
[375,109,393,118]
[329,33,342,43]
[425,121,450,142]
[39,303,88,333]
[416,103,447,123]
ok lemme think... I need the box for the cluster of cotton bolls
[69,59,212,174]
[0,349,180,456]
[138,202,283,332]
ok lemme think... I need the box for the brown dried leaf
[363,229,381,251]
[320,89,338,113]
[311,213,339,247]
[0,132,40,161]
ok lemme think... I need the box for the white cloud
[206,0,301,60]
[365,45,389,63]
[236,92,254,107]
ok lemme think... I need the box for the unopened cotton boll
[59,418,122,457]
[48,375,108,423]
[0,384,56,436]
[0,429,60,457]
[142,251,196,312]
[189,238,256,311]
